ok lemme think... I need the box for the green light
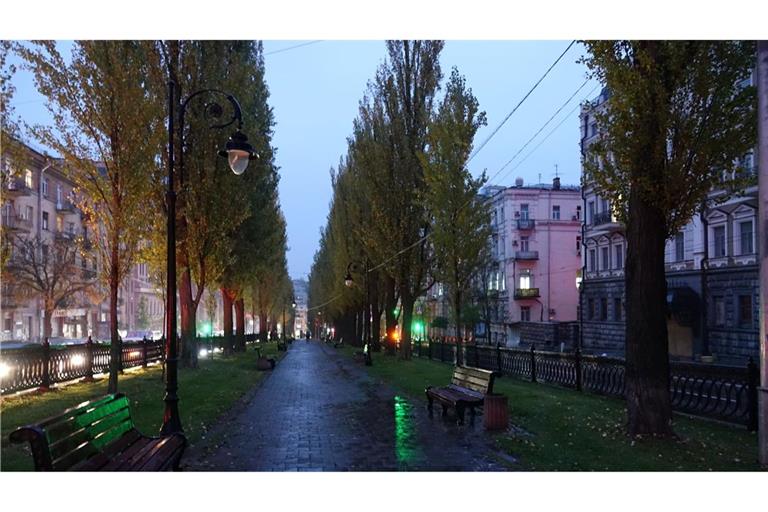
[412,321,423,334]
[201,323,212,336]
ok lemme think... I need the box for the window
[587,299,595,320]
[742,152,754,175]
[740,221,753,255]
[576,205,582,220]
[713,297,725,327]
[25,169,33,188]
[519,271,531,290]
[552,205,560,220]
[739,295,752,327]
[56,185,62,205]
[614,245,623,269]
[42,244,49,263]
[67,222,75,234]
[589,249,596,271]
[675,232,685,262]
[56,216,63,233]
[590,123,598,137]
[576,236,582,253]
[520,236,529,252]
[500,206,504,220]
[520,306,531,322]
[588,201,595,224]
[42,178,49,197]
[24,205,33,220]
[600,298,608,321]
[42,211,49,231]
[600,198,609,213]
[713,226,726,257]
[601,247,609,271]
[520,204,529,220]
[613,298,622,321]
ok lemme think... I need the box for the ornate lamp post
[161,81,256,435]
[345,260,371,366]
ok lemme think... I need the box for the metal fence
[0,333,261,395]
[413,339,760,430]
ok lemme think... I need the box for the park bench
[426,366,497,425]
[9,393,186,471]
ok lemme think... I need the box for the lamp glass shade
[344,278,353,288]
[228,149,250,175]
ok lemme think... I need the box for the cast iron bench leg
[456,404,466,425]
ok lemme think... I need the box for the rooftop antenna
[554,164,559,178]
[538,172,541,184]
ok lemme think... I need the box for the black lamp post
[161,81,256,436]
[345,260,372,366]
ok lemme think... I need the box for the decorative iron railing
[0,333,264,395]
[411,339,759,430]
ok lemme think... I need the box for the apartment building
[580,85,759,364]
[2,140,165,342]
[1,143,92,341]
[292,278,308,337]
[483,178,583,345]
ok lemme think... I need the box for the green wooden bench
[9,393,186,471]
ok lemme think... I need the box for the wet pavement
[184,341,510,471]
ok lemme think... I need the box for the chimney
[515,177,524,187]
[553,176,561,190]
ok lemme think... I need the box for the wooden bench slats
[10,394,187,471]
[426,366,497,424]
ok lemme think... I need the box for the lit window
[25,169,33,188]
[519,272,531,290]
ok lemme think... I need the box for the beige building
[2,140,165,342]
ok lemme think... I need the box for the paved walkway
[184,341,510,471]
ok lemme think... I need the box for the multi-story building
[482,178,583,346]
[292,278,308,337]
[580,85,759,364]
[2,139,165,342]
[1,142,92,341]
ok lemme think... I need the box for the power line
[490,79,591,181]
[264,40,323,56]
[467,40,576,164]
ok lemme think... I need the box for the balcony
[1,214,33,232]
[514,288,540,300]
[56,200,77,214]
[516,218,535,230]
[591,210,618,227]
[55,230,76,242]
[515,250,539,260]
[6,178,32,196]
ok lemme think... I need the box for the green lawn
[341,346,761,471]
[0,343,281,471]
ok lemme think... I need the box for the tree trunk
[625,173,674,437]
[43,306,53,340]
[399,290,414,360]
[454,289,462,366]
[259,311,268,342]
[235,297,246,352]
[179,266,197,368]
[221,287,234,355]
[384,275,397,351]
[108,252,120,394]
[370,275,381,351]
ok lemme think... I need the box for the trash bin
[483,394,509,431]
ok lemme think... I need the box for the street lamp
[161,81,256,436]
[345,260,372,366]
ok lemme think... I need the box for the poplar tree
[582,40,756,436]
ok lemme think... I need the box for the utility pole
[757,40,768,467]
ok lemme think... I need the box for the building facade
[2,140,165,343]
[292,278,308,337]
[580,86,759,364]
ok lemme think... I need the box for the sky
[8,40,600,281]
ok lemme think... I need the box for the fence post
[496,343,502,374]
[530,344,537,383]
[140,337,148,368]
[747,357,759,432]
[39,337,51,392]
[475,343,480,368]
[575,347,582,392]
[84,335,95,382]
[440,338,445,362]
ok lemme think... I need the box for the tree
[136,296,149,330]
[19,41,164,393]
[421,67,490,365]
[582,41,756,436]
[3,234,94,339]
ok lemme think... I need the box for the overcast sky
[8,40,599,280]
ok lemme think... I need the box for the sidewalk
[183,341,509,471]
